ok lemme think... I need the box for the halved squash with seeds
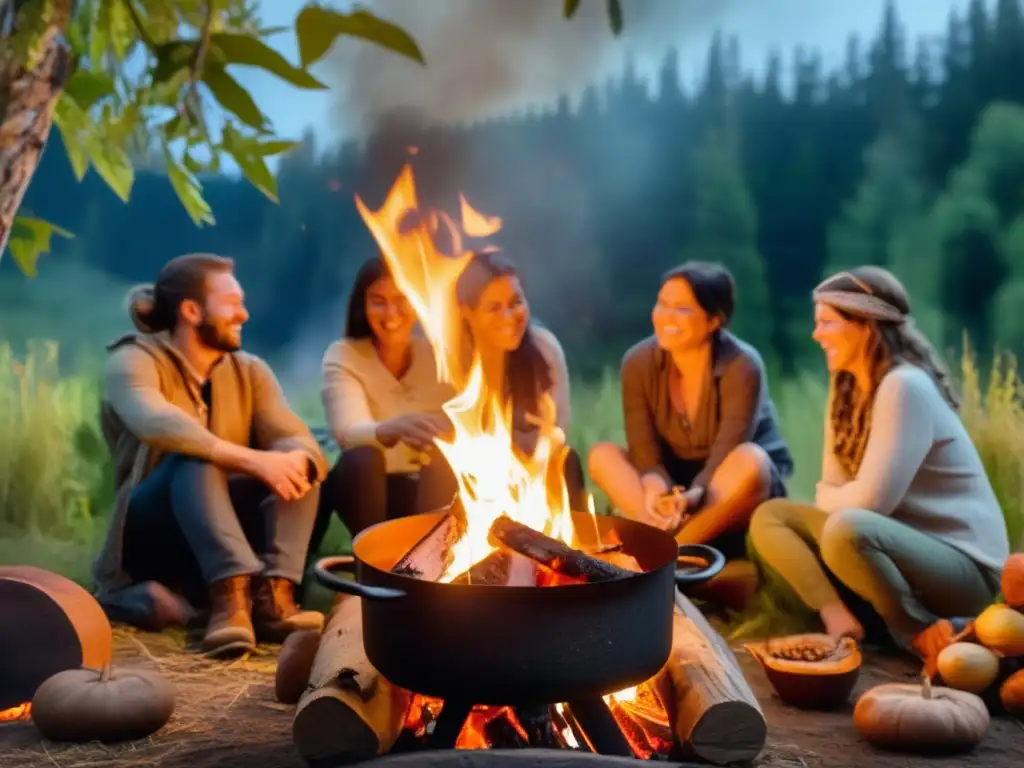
[744,633,862,709]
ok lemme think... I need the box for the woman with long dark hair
[749,266,1009,666]
[311,257,455,551]
[455,249,588,511]
[588,261,793,559]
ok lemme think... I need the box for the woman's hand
[376,413,450,452]
[640,473,675,529]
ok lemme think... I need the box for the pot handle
[313,556,408,601]
[674,544,726,586]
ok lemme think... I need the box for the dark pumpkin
[0,566,112,710]
[31,666,175,743]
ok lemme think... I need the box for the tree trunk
[0,5,72,261]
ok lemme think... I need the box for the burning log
[655,591,767,765]
[512,705,562,749]
[391,510,466,581]
[487,517,633,583]
[293,596,413,766]
[450,550,537,586]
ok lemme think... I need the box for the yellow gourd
[935,642,1000,693]
[974,604,1024,657]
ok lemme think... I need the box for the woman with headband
[749,266,1009,668]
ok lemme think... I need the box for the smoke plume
[323,0,746,136]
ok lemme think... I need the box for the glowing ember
[355,165,581,580]
[0,703,30,723]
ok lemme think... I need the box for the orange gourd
[1002,553,1024,609]
[1000,668,1024,718]
[744,633,862,709]
[974,603,1024,657]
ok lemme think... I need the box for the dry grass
[0,627,299,768]
[961,340,1024,550]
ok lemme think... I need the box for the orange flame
[460,194,503,238]
[355,165,579,578]
[0,703,30,723]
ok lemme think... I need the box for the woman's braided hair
[814,266,958,477]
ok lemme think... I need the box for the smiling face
[652,277,719,352]
[463,274,529,353]
[365,276,416,348]
[812,302,874,373]
[182,270,248,352]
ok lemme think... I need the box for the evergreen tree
[684,131,772,354]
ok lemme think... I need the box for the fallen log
[487,517,633,583]
[450,550,538,586]
[654,590,767,765]
[293,595,413,766]
[391,509,467,581]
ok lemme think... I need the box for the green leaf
[210,33,326,89]
[183,151,203,174]
[153,41,196,83]
[89,0,108,64]
[7,217,73,278]
[607,0,624,36]
[223,125,278,203]
[162,113,188,142]
[107,0,134,60]
[163,144,215,226]
[202,65,267,130]
[64,68,115,109]
[88,140,135,202]
[53,95,91,180]
[253,140,300,157]
[564,0,582,18]
[106,104,141,146]
[295,6,424,69]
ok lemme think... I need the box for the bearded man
[93,253,328,656]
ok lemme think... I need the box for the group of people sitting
[91,248,1011,673]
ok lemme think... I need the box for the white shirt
[815,364,1010,573]
[321,336,453,474]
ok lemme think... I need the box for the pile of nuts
[766,638,837,663]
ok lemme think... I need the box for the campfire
[294,166,767,766]
[0,703,30,723]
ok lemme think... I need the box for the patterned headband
[812,272,907,324]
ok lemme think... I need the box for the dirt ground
[2,626,1023,768]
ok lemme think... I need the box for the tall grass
[0,342,109,583]
[1,340,1022,593]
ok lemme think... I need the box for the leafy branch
[5,0,626,276]
[4,0,426,273]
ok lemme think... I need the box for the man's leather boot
[252,575,324,643]
[203,575,256,654]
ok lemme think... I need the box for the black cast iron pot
[314,510,724,706]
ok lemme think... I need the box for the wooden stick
[293,596,413,766]
[391,510,466,581]
[487,516,633,583]
[654,590,767,765]
[450,550,538,586]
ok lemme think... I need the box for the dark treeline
[13,0,1024,378]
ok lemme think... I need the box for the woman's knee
[748,498,798,543]
[724,442,773,497]
[819,508,877,571]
